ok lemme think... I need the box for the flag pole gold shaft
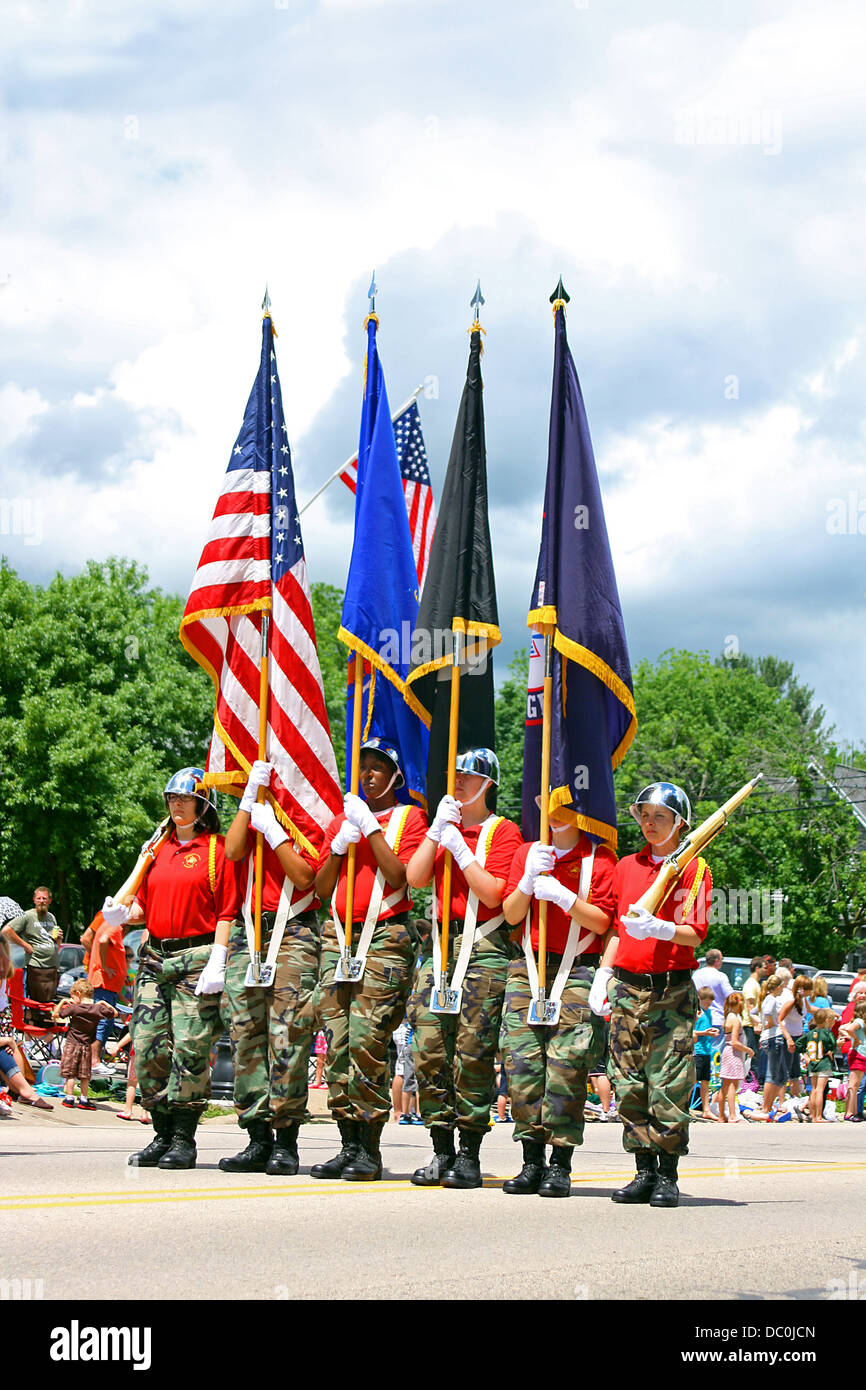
[343,654,365,960]
[439,629,462,996]
[253,613,271,982]
[536,627,553,996]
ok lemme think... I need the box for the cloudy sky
[2,0,864,747]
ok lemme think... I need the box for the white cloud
[0,384,48,451]
[2,0,864,746]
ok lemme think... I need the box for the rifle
[84,818,173,940]
[624,774,763,920]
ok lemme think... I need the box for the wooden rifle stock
[85,818,172,938]
[627,774,763,919]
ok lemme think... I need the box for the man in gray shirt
[2,887,61,1018]
[692,948,733,1038]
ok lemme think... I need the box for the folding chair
[6,969,67,1068]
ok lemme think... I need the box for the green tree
[310,581,347,787]
[489,643,866,965]
[0,558,215,931]
[494,649,530,823]
[613,651,866,966]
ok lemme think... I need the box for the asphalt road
[2,1105,864,1303]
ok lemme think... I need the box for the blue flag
[522,302,637,849]
[339,316,429,805]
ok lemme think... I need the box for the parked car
[57,943,85,973]
[697,955,817,990]
[815,970,857,1021]
[56,965,88,999]
[8,940,85,977]
[123,928,144,973]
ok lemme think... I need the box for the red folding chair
[7,968,67,1068]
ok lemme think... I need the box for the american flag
[339,398,436,589]
[180,315,342,857]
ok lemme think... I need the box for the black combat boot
[310,1118,361,1178]
[266,1121,300,1176]
[441,1129,484,1189]
[611,1150,658,1204]
[650,1152,680,1207]
[538,1144,573,1198]
[341,1120,385,1181]
[411,1125,456,1186]
[127,1104,173,1167]
[219,1120,274,1174]
[503,1139,548,1195]
[158,1109,199,1170]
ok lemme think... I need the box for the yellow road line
[2,1161,864,1213]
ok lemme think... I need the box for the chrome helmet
[455,747,500,787]
[163,767,218,813]
[629,781,691,829]
[360,738,405,789]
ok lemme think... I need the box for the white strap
[433,815,505,996]
[242,859,314,972]
[522,847,597,1006]
[330,808,406,966]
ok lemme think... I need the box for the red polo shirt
[239,827,321,916]
[88,920,126,993]
[507,836,617,955]
[319,805,428,924]
[434,817,523,924]
[611,845,711,973]
[134,832,242,940]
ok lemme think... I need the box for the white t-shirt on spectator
[692,965,733,1026]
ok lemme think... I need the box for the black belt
[147,932,216,956]
[614,966,692,990]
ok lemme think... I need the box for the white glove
[622,905,676,941]
[195,944,227,996]
[426,794,462,844]
[240,760,273,813]
[343,793,381,839]
[518,842,556,895]
[533,875,577,915]
[439,823,474,871]
[101,897,130,929]
[589,965,613,1016]
[332,820,362,857]
[249,800,289,851]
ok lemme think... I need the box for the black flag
[404,328,500,810]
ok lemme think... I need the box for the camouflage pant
[314,914,414,1125]
[408,930,510,1135]
[220,913,320,1130]
[607,972,697,1156]
[131,941,224,1115]
[500,956,604,1147]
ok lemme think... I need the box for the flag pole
[252,611,270,984]
[535,625,554,1007]
[339,274,380,981]
[342,654,364,976]
[250,286,276,987]
[435,282,485,1013]
[437,627,462,1008]
[529,280,571,1027]
[298,387,424,517]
